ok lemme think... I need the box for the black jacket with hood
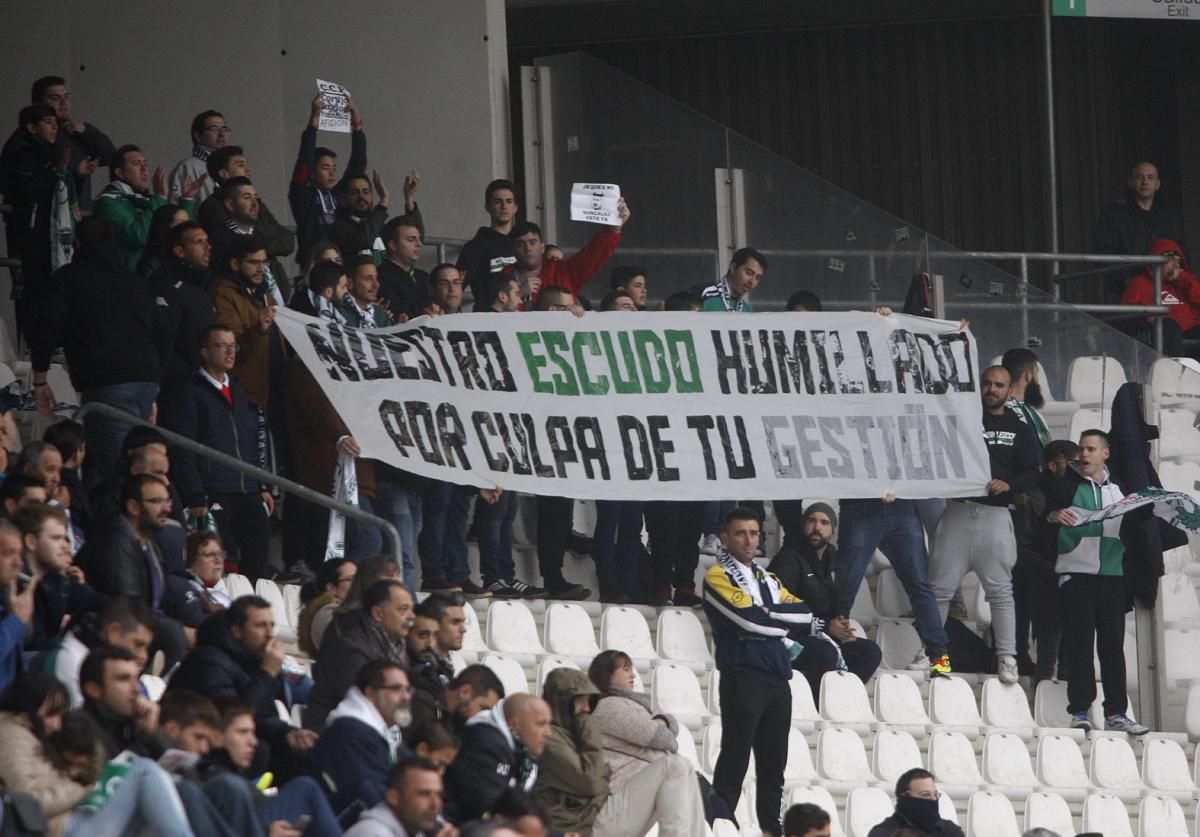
[305,608,406,730]
[444,698,538,824]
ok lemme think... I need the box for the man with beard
[342,255,393,327]
[331,170,420,261]
[928,367,1041,686]
[868,768,963,837]
[407,593,466,729]
[207,178,285,305]
[150,222,218,405]
[768,503,881,703]
[314,660,415,813]
[1001,349,1050,451]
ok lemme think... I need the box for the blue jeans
[476,490,518,585]
[593,500,644,599]
[349,474,422,590]
[418,480,472,584]
[257,776,342,837]
[835,499,949,656]
[703,500,735,536]
[81,381,159,488]
[65,756,193,837]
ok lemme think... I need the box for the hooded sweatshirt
[343,801,415,837]
[1052,464,1126,576]
[536,668,610,835]
[458,226,517,309]
[443,698,537,824]
[1120,239,1200,332]
[316,686,406,812]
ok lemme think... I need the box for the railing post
[1018,255,1030,346]
[1153,264,1164,354]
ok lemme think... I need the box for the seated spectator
[331,169,416,261]
[507,201,630,308]
[163,323,273,580]
[444,693,549,824]
[784,802,832,837]
[486,788,554,836]
[421,663,507,744]
[768,502,883,702]
[315,659,414,813]
[163,531,233,629]
[138,202,191,277]
[43,420,91,536]
[200,698,342,836]
[32,216,164,485]
[298,558,355,657]
[290,93,367,270]
[409,720,460,774]
[458,179,520,308]
[0,520,32,695]
[94,143,202,271]
[868,768,963,837]
[0,670,194,837]
[1120,239,1200,356]
[342,255,394,327]
[537,667,705,836]
[377,215,431,321]
[13,441,65,512]
[168,110,224,203]
[49,595,154,708]
[1,474,48,516]
[14,503,106,652]
[307,579,415,730]
[407,593,466,729]
[786,290,822,312]
[170,596,315,770]
[345,756,448,837]
[290,258,350,320]
[608,265,648,309]
[313,554,399,652]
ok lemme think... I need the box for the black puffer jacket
[768,539,839,620]
[161,370,261,507]
[305,608,405,730]
[148,256,217,392]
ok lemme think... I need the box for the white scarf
[717,548,779,606]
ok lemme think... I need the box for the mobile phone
[293,814,311,831]
[16,571,31,593]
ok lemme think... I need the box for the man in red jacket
[1121,238,1200,357]
[506,198,630,308]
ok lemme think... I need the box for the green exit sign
[1054,0,1198,18]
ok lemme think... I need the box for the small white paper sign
[570,183,621,225]
[316,79,351,133]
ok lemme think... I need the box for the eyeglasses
[903,790,942,801]
[198,549,226,559]
[207,342,239,352]
[378,683,413,694]
[203,125,232,135]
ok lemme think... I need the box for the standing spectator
[701,247,766,312]
[94,144,202,271]
[768,503,883,701]
[1002,348,1050,448]
[1046,429,1150,734]
[377,215,431,321]
[163,323,273,580]
[331,169,417,260]
[290,93,367,270]
[306,579,415,730]
[1094,160,1187,300]
[867,768,963,837]
[929,366,1041,685]
[1120,239,1200,356]
[33,217,165,485]
[702,508,813,835]
[458,179,520,308]
[783,803,832,837]
[149,221,218,408]
[137,203,190,278]
[0,521,32,694]
[168,110,225,203]
[342,255,394,327]
[345,757,450,837]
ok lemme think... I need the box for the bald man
[1094,160,1187,300]
[444,693,551,823]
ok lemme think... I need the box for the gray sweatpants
[929,500,1017,656]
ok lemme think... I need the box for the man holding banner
[1046,429,1150,735]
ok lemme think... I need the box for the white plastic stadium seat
[481,653,529,696]
[599,606,657,667]
[542,603,601,660]
[282,584,302,627]
[700,722,723,776]
[0,363,16,390]
[1033,679,1076,731]
[980,679,1036,733]
[815,726,874,788]
[786,786,844,837]
[1158,408,1200,461]
[788,671,822,732]
[1160,460,1200,500]
[225,573,254,601]
[872,673,931,727]
[1141,737,1195,795]
[46,364,78,407]
[981,732,1038,797]
[1036,735,1091,798]
[875,619,923,672]
[1082,793,1133,837]
[649,663,709,728]
[535,656,579,695]
[844,786,893,837]
[928,676,982,730]
[486,600,545,660]
[1089,735,1144,798]
[965,790,1020,837]
[871,729,923,784]
[460,601,488,659]
[1068,407,1110,445]
[255,578,297,643]
[1152,356,1200,409]
[927,730,984,792]
[873,568,912,619]
[655,608,713,670]
[783,727,817,785]
[818,671,874,726]
[675,725,701,772]
[1165,629,1200,682]
[1138,794,1190,837]
[849,581,881,629]
[1161,572,1200,625]
[707,667,722,715]
[1067,355,1127,406]
[1022,790,1075,836]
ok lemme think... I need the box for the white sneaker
[905,651,930,671]
[997,655,1019,685]
[699,534,721,555]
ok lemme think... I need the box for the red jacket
[507,227,622,306]
[1121,238,1200,332]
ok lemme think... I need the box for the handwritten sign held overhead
[570,183,621,225]
[316,79,351,133]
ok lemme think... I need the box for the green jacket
[93,182,192,271]
[340,297,392,328]
[535,668,609,835]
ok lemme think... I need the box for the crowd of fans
[0,74,1181,836]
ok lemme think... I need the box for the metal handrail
[72,402,403,564]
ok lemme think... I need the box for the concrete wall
[2,0,510,252]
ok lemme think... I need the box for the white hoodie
[343,801,413,837]
[326,686,403,757]
[464,698,539,791]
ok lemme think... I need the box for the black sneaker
[673,587,703,608]
[505,578,546,598]
[566,531,593,557]
[488,580,523,599]
[458,580,492,598]
[547,582,591,601]
[272,565,313,585]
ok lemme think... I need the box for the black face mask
[896,794,941,831]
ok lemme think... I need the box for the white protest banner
[1066,488,1200,532]
[570,183,621,225]
[315,79,351,133]
[274,309,992,501]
